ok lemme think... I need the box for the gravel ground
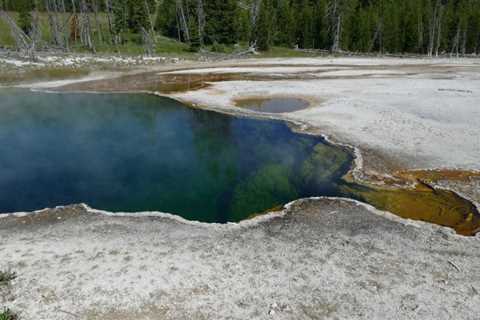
[1,199,480,320]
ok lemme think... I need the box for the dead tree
[45,0,65,49]
[197,0,205,45]
[142,0,157,54]
[461,28,467,56]
[144,0,155,35]
[92,0,104,44]
[59,0,71,51]
[249,0,261,46]
[428,0,443,57]
[452,24,468,57]
[70,0,79,42]
[327,0,342,53]
[103,0,119,46]
[417,7,424,52]
[368,0,384,53]
[176,0,190,42]
[250,0,261,27]
[141,27,154,56]
[450,24,461,57]
[31,0,42,49]
[434,3,444,56]
[79,0,95,52]
[0,10,36,59]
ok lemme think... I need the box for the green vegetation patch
[0,271,17,285]
[230,164,299,220]
[0,271,16,285]
[301,143,351,186]
[0,308,18,320]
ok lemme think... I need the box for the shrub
[0,308,18,320]
[211,42,228,53]
[0,271,16,285]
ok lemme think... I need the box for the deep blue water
[0,90,353,222]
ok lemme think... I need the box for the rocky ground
[2,200,480,320]
[1,55,480,319]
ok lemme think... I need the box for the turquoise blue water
[0,90,353,222]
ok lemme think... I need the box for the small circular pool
[235,97,310,113]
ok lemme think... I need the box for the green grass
[0,272,18,320]
[0,308,18,320]
[0,67,90,85]
[154,36,190,54]
[0,12,192,56]
[74,34,191,56]
[258,46,323,58]
[0,11,57,47]
[0,17,15,47]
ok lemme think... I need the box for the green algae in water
[341,182,480,236]
[0,89,353,223]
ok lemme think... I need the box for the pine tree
[204,0,238,45]
[275,0,295,47]
[301,0,315,48]
[402,0,421,52]
[4,0,480,55]
[347,4,370,52]
[256,0,273,50]
[383,0,402,53]
[154,0,178,38]
[127,0,150,33]
[313,0,328,49]
[465,0,480,54]
[17,0,33,35]
[236,4,252,42]
[112,0,128,38]
[188,11,201,51]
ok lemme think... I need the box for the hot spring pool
[0,89,352,222]
[1,89,478,235]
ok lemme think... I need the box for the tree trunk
[70,0,79,42]
[434,4,443,57]
[0,10,36,59]
[31,0,42,50]
[328,0,342,52]
[461,29,467,56]
[45,0,65,49]
[428,0,441,57]
[79,0,95,52]
[331,15,341,52]
[176,0,190,42]
[141,27,154,56]
[144,0,155,35]
[197,0,205,45]
[59,0,70,51]
[92,0,103,44]
[103,0,118,46]
[249,0,261,46]
[451,24,460,57]
[417,8,423,52]
[369,18,383,53]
